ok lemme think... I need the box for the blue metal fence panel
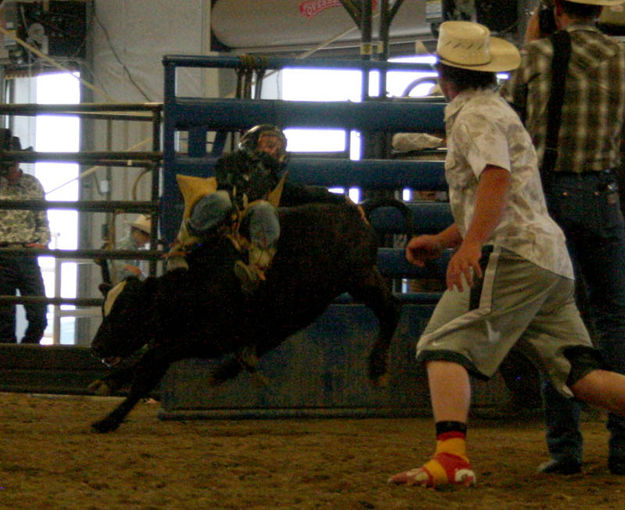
[166,98,445,133]
[161,55,448,244]
[159,302,511,420]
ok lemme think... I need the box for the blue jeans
[245,201,280,250]
[543,171,625,462]
[189,191,280,249]
[0,253,48,344]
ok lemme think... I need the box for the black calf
[90,201,402,432]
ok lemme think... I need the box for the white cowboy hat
[566,0,624,5]
[436,21,521,72]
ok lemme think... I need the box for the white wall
[91,0,213,103]
[76,1,218,342]
[86,0,219,232]
[211,0,429,54]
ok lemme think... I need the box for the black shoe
[537,458,582,474]
[609,456,625,475]
[20,338,41,345]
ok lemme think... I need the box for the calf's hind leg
[347,268,401,385]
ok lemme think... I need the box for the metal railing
[0,102,165,343]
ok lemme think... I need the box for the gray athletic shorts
[417,246,599,397]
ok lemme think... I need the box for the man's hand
[445,165,509,291]
[405,234,444,267]
[446,241,483,292]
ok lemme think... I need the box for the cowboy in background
[0,128,50,344]
[113,214,152,282]
[502,0,625,476]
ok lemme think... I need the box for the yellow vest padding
[176,170,289,220]
[176,174,218,219]
[267,170,288,207]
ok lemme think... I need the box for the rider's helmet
[239,124,288,163]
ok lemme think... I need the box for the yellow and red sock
[389,422,476,488]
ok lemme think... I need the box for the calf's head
[91,277,153,366]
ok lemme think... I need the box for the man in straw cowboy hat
[503,0,625,475]
[388,20,625,488]
[113,214,152,282]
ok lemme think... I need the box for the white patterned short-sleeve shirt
[445,88,573,279]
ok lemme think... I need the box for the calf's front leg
[91,347,173,433]
[88,364,137,395]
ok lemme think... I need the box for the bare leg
[428,360,472,422]
[388,361,475,487]
[571,369,625,416]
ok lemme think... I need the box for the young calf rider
[172,124,349,294]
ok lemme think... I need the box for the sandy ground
[2,392,625,509]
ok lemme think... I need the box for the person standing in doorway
[0,129,50,344]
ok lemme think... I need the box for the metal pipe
[149,109,162,277]
[104,118,114,247]
[29,112,158,122]
[162,54,435,72]
[379,0,392,94]
[0,248,164,260]
[0,200,157,212]
[0,101,165,319]
[165,98,444,132]
[360,0,373,106]
[0,151,161,164]
[0,103,162,114]
[0,296,103,307]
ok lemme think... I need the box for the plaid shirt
[501,24,625,173]
[0,171,50,245]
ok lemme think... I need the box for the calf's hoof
[371,373,389,388]
[87,379,113,396]
[91,416,121,433]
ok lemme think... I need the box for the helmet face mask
[239,124,287,163]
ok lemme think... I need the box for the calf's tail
[359,197,415,239]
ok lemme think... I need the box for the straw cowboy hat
[436,21,521,72]
[566,0,625,5]
[0,127,32,152]
[130,214,151,235]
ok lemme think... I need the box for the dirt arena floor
[2,392,625,509]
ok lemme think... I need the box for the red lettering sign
[299,0,378,19]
